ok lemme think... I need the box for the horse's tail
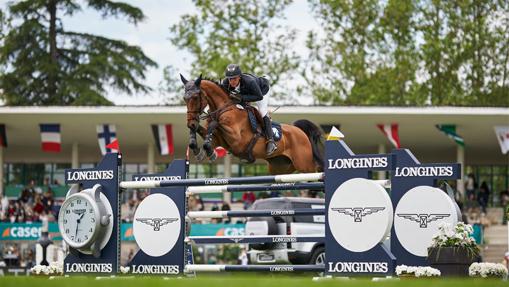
[293,119,324,172]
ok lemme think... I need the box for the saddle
[236,104,283,163]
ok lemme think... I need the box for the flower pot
[427,247,479,277]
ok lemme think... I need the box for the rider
[221,64,277,156]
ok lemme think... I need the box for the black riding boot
[263,116,277,156]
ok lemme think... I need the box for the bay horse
[180,74,323,174]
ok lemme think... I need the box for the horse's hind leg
[267,157,296,175]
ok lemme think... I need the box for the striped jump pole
[185,264,325,273]
[187,235,324,244]
[187,182,324,195]
[119,172,324,189]
[188,208,325,218]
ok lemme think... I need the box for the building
[0,105,508,204]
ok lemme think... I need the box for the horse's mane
[203,77,228,93]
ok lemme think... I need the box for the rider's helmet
[225,64,242,79]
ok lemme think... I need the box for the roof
[0,105,507,164]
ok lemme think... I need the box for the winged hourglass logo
[136,218,179,231]
[331,207,385,222]
[397,214,450,228]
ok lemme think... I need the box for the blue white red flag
[97,124,117,155]
[40,124,61,152]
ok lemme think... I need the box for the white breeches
[254,92,269,117]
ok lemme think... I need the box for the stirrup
[266,140,277,155]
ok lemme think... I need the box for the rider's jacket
[221,73,269,103]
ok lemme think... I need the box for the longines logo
[65,263,112,273]
[229,237,244,243]
[394,166,453,177]
[331,207,385,222]
[327,157,388,170]
[136,218,179,231]
[134,176,182,181]
[397,213,450,228]
[66,170,114,181]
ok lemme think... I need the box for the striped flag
[97,124,117,155]
[494,126,509,154]
[0,124,7,147]
[436,124,464,147]
[151,124,174,155]
[377,124,401,148]
[40,124,61,152]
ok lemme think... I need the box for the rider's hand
[229,91,241,103]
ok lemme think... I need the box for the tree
[163,0,299,103]
[304,0,384,104]
[0,1,157,106]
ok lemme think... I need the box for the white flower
[469,262,508,278]
[396,265,440,277]
[120,266,130,274]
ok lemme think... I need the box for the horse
[180,74,324,174]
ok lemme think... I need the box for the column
[147,142,155,173]
[71,142,79,169]
[378,143,386,180]
[0,146,3,197]
[456,145,465,201]
[223,153,232,204]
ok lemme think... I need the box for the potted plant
[427,222,480,277]
[469,262,508,279]
[396,265,441,278]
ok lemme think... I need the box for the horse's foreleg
[203,120,219,161]
[189,128,206,161]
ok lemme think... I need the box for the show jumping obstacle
[62,139,461,277]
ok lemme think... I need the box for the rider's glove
[229,91,241,103]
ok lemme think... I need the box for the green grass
[0,275,507,287]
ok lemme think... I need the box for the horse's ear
[195,74,202,87]
[180,74,188,85]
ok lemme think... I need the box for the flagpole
[456,145,465,201]
[0,146,3,197]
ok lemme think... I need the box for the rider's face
[228,76,240,87]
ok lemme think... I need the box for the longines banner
[0,222,245,241]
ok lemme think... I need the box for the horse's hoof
[189,140,197,150]
[203,141,211,152]
[195,149,206,161]
[208,151,217,162]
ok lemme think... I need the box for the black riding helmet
[225,64,242,79]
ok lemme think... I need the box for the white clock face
[59,195,98,246]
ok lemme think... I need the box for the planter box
[427,247,479,277]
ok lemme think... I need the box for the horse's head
[180,74,207,131]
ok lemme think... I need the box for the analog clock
[58,184,113,257]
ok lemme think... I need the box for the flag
[215,146,227,158]
[494,126,509,154]
[151,124,174,155]
[321,124,340,139]
[97,124,117,155]
[436,125,465,147]
[377,124,401,148]
[326,126,344,141]
[105,139,120,153]
[40,124,61,152]
[0,124,7,147]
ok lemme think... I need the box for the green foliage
[162,0,299,103]
[0,0,157,106]
[306,0,509,106]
